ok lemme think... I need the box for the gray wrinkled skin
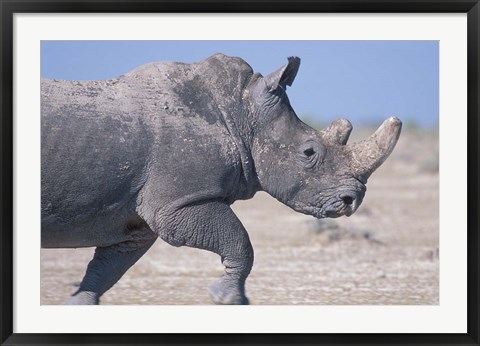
[41,53,401,305]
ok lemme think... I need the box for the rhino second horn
[320,118,353,145]
[350,116,402,181]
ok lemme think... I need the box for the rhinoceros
[41,53,401,305]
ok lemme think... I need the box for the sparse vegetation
[307,218,384,245]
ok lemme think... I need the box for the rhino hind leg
[154,201,254,305]
[65,228,157,305]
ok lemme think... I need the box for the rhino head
[246,57,402,219]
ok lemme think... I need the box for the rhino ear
[265,56,301,92]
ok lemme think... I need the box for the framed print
[1,1,479,345]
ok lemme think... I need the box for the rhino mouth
[323,202,355,218]
[293,191,363,219]
[325,191,363,218]
[324,205,354,218]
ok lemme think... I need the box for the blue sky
[41,41,438,127]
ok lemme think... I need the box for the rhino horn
[320,118,353,145]
[349,116,402,181]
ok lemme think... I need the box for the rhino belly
[41,206,136,248]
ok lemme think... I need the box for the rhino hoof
[208,280,249,305]
[64,291,100,305]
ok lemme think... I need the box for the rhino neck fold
[218,106,259,201]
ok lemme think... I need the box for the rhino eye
[300,141,325,171]
[303,148,315,157]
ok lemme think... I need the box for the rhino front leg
[65,233,156,305]
[157,201,254,305]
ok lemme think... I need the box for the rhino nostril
[342,196,354,205]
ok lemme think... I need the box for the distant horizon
[41,40,439,128]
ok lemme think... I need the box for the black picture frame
[1,1,478,345]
